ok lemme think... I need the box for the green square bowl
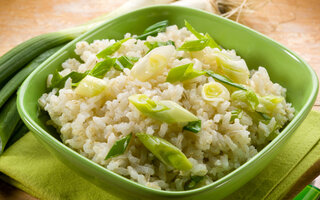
[17,5,318,200]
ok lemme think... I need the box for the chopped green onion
[105,133,132,160]
[136,133,192,171]
[129,94,169,113]
[75,75,107,97]
[50,70,62,88]
[114,56,135,71]
[89,57,115,78]
[185,20,204,39]
[230,109,243,123]
[126,56,140,62]
[257,112,272,121]
[129,94,198,124]
[49,70,89,89]
[96,38,131,59]
[144,20,169,34]
[205,70,247,90]
[184,176,204,190]
[135,20,169,40]
[144,40,175,53]
[177,39,210,52]
[166,63,205,83]
[201,82,230,102]
[231,90,259,111]
[185,20,221,50]
[183,120,201,133]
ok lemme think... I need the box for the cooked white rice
[39,25,294,191]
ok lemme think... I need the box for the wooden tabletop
[0,0,319,199]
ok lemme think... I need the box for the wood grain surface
[0,0,319,199]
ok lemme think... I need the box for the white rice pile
[39,25,294,190]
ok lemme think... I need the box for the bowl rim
[17,4,319,196]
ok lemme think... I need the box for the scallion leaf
[96,38,131,59]
[49,71,89,89]
[205,70,247,90]
[257,112,272,121]
[144,40,175,53]
[183,120,201,133]
[127,56,139,62]
[144,20,169,34]
[50,70,62,88]
[135,20,169,40]
[184,176,204,190]
[105,133,132,160]
[185,20,221,50]
[114,56,135,71]
[166,63,205,83]
[177,39,210,52]
[230,109,243,123]
[89,57,115,78]
[185,20,204,39]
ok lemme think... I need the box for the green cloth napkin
[0,111,320,200]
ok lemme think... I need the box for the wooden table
[0,0,319,199]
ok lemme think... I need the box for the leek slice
[256,95,284,114]
[231,89,259,111]
[214,50,250,84]
[202,82,230,102]
[130,45,175,81]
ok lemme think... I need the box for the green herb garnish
[205,70,247,90]
[177,39,210,52]
[184,176,204,190]
[105,133,132,160]
[144,40,175,53]
[90,57,115,78]
[50,70,89,89]
[96,38,131,59]
[135,20,169,40]
[183,120,201,133]
[185,20,221,50]
[166,63,205,83]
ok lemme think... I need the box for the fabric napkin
[0,111,320,200]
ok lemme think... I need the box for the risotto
[39,20,294,191]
